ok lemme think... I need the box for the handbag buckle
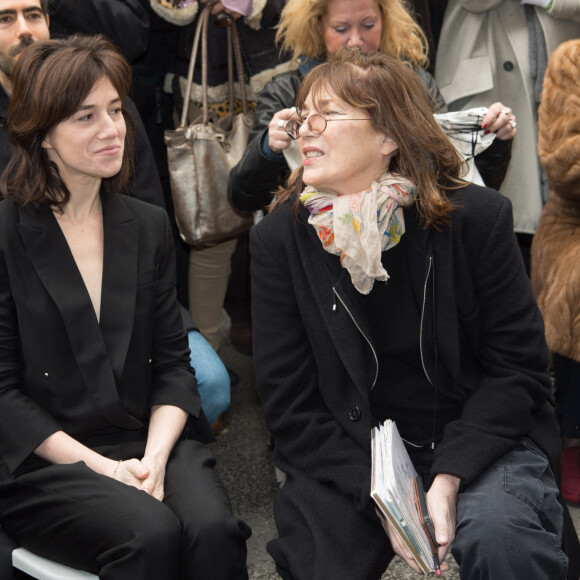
[218,135,231,152]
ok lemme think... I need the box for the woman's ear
[380,136,398,157]
[42,137,53,150]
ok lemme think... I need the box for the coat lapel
[297,205,377,396]
[99,195,139,383]
[17,201,141,429]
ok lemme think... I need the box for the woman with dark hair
[251,48,574,580]
[0,35,250,579]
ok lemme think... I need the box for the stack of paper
[371,420,437,575]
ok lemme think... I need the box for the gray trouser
[271,438,567,580]
[453,438,567,580]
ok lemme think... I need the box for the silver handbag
[165,4,254,248]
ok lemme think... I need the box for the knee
[189,509,250,551]
[180,510,250,579]
[455,506,514,552]
[124,503,182,562]
[204,379,231,419]
[99,502,182,578]
[198,363,230,402]
[193,356,231,423]
[452,504,567,579]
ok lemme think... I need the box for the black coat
[0,194,213,481]
[250,183,560,516]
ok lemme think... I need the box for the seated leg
[452,439,568,580]
[268,473,394,580]
[187,329,231,425]
[163,440,251,580]
[0,462,182,580]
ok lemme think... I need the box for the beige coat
[531,39,580,362]
[435,0,580,234]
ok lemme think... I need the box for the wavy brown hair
[1,35,134,211]
[272,49,465,227]
[276,0,427,68]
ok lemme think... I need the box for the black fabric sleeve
[48,0,149,62]
[124,97,166,210]
[228,72,302,212]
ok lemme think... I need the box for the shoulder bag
[165,4,254,247]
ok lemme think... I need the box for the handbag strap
[229,18,249,115]
[179,3,209,128]
[179,3,249,128]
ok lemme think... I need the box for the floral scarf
[300,173,417,294]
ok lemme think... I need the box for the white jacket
[435,0,580,233]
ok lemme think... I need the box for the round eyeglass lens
[285,119,301,139]
[308,114,327,135]
[285,114,329,139]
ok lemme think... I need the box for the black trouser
[0,440,251,580]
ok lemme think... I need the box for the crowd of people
[0,0,579,579]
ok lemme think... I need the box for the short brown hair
[1,35,134,210]
[273,49,464,227]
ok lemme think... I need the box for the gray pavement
[213,335,580,580]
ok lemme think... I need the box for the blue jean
[188,330,231,425]
[453,438,567,579]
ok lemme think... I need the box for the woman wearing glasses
[250,48,574,580]
[228,0,516,212]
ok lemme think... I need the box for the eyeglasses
[285,113,371,140]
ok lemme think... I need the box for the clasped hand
[111,456,166,501]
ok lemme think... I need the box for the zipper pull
[332,294,337,311]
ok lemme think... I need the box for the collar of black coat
[16,195,143,430]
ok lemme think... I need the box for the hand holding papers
[371,420,441,576]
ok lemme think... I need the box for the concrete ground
[214,337,580,580]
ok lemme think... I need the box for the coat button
[349,405,361,422]
[503,61,514,72]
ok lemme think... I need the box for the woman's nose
[98,116,119,138]
[346,30,364,48]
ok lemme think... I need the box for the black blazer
[0,194,212,480]
[250,182,560,515]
